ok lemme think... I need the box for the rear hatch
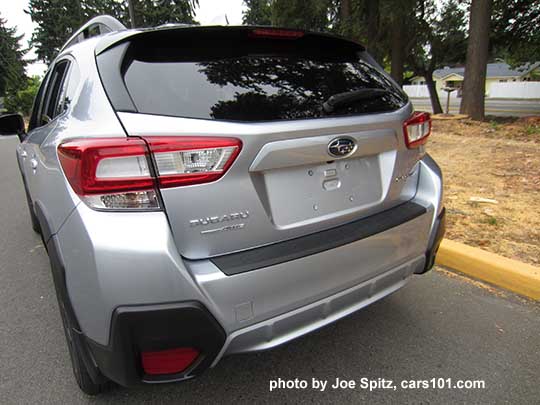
[96,26,422,259]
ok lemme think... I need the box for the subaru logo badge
[327,137,357,158]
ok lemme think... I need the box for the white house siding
[489,82,540,99]
[404,82,540,100]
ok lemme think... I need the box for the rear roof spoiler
[94,25,366,56]
[60,16,366,57]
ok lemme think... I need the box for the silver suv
[0,16,445,395]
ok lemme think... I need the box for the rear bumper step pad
[210,201,427,275]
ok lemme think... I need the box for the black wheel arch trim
[34,201,53,243]
[16,158,42,234]
[46,234,109,385]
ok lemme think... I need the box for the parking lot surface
[1,136,538,404]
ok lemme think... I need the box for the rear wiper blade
[322,88,389,113]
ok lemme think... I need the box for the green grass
[525,125,540,136]
[482,217,499,226]
[489,121,500,131]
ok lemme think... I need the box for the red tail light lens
[57,136,241,210]
[57,138,154,195]
[141,347,199,375]
[403,112,431,148]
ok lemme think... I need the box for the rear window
[118,29,407,122]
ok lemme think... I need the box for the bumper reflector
[141,347,199,375]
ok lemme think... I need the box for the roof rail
[60,15,126,53]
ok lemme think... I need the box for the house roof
[433,62,540,79]
[438,72,464,81]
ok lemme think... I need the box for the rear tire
[67,333,113,395]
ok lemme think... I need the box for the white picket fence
[404,83,540,100]
[403,85,459,99]
[489,82,540,99]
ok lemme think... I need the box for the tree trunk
[340,0,351,37]
[390,14,405,86]
[366,0,382,63]
[73,0,83,30]
[425,72,443,114]
[459,0,493,120]
[341,0,351,21]
[127,0,140,28]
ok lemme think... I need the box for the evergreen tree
[132,0,199,27]
[242,0,272,25]
[0,14,27,100]
[5,76,41,116]
[242,0,333,32]
[26,0,85,64]
[491,0,540,64]
[26,0,198,64]
[270,0,332,32]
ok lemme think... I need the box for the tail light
[144,137,241,188]
[58,136,241,210]
[141,347,199,375]
[403,112,431,148]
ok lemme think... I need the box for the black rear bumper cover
[86,302,226,387]
[416,207,446,274]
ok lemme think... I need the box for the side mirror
[0,113,26,142]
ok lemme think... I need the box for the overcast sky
[0,0,246,77]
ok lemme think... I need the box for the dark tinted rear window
[120,29,407,122]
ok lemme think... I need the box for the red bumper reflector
[141,347,199,375]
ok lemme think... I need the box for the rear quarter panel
[23,39,126,239]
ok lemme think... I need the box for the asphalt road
[1,136,539,404]
[411,98,540,117]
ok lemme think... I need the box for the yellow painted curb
[435,239,540,300]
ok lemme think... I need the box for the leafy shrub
[4,76,41,117]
